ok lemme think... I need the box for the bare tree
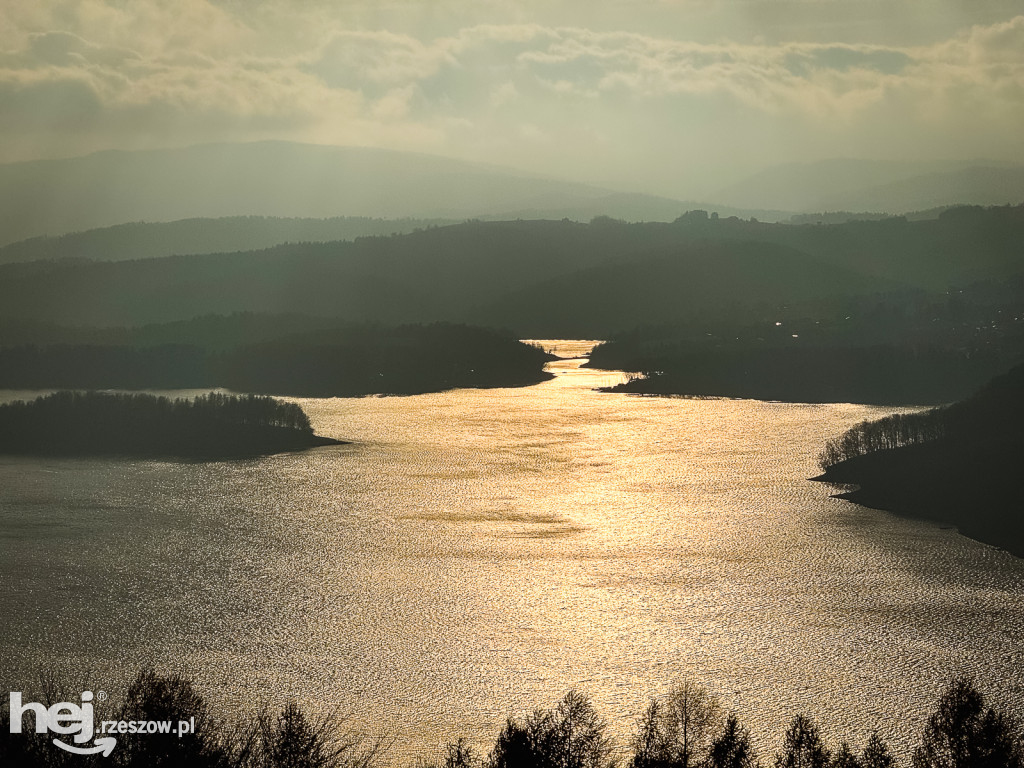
[630,682,724,768]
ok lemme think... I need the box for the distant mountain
[714,159,942,211]
[715,158,1024,213]
[820,165,1024,213]
[0,204,789,266]
[0,142,768,247]
[0,216,458,265]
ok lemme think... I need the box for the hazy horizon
[2,1,1023,200]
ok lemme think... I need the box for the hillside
[714,158,940,212]
[5,209,1024,334]
[0,218,909,331]
[657,205,1024,290]
[472,240,895,337]
[587,243,1024,404]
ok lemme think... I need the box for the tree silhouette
[112,668,225,768]
[913,678,1023,768]
[443,738,482,768]
[257,703,338,768]
[630,682,723,768]
[708,714,758,768]
[861,734,895,768]
[833,742,861,768]
[775,715,830,768]
[632,701,672,768]
[490,691,614,768]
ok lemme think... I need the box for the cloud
[312,30,453,93]
[956,14,1024,61]
[0,2,1021,195]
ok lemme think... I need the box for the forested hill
[0,321,555,397]
[586,261,1024,405]
[3,206,1022,335]
[472,241,890,338]
[813,363,1024,556]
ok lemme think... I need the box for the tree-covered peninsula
[813,363,1024,556]
[0,320,555,397]
[0,391,344,458]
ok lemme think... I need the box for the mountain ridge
[0,141,785,246]
[716,158,1024,213]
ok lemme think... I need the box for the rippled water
[1,341,1022,762]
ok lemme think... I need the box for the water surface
[1,341,1022,761]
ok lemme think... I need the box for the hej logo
[9,690,117,757]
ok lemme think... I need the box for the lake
[1,340,1022,763]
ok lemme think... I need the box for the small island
[0,390,345,458]
[813,363,1024,557]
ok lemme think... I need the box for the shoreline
[812,446,1024,559]
[0,431,350,460]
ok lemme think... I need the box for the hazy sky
[1,1,1022,197]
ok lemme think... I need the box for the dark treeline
[818,361,1024,466]
[814,363,1024,555]
[2,671,1021,768]
[786,207,960,224]
[415,678,1021,768]
[0,321,554,397]
[818,410,949,468]
[0,391,342,458]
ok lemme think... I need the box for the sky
[1,0,1022,198]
